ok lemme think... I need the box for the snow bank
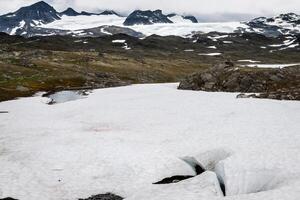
[216,153,300,196]
[0,83,300,200]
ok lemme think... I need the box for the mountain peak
[60,7,80,16]
[0,0,60,35]
[16,0,57,15]
[100,10,119,16]
[25,1,53,10]
[124,9,173,26]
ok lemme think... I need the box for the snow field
[0,83,299,200]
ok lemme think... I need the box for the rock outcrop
[79,193,123,200]
[178,62,300,100]
[123,10,173,26]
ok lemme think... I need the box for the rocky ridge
[178,62,300,100]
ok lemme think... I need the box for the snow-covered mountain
[0,1,299,38]
[123,10,198,26]
[0,1,60,34]
[240,13,300,37]
[167,14,198,23]
[0,1,124,36]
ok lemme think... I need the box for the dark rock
[99,10,119,16]
[60,8,80,16]
[0,198,18,200]
[178,62,300,100]
[167,14,198,23]
[80,11,95,16]
[78,193,123,200]
[153,175,194,184]
[124,10,173,26]
[183,16,198,23]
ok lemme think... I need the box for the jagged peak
[60,7,80,16]
[100,10,119,16]
[23,1,53,10]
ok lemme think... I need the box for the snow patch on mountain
[10,20,25,35]
[168,15,194,24]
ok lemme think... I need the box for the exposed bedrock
[78,193,123,200]
[178,61,300,100]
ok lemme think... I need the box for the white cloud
[0,0,299,19]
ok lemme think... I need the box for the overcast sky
[1,0,300,21]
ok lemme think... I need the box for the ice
[126,171,223,200]
[241,63,300,68]
[238,60,261,63]
[112,40,126,43]
[184,49,194,52]
[39,15,126,30]
[207,46,217,49]
[0,83,300,200]
[112,40,131,50]
[168,15,193,24]
[40,16,248,37]
[198,53,222,56]
[46,91,87,104]
[212,35,229,39]
[215,153,300,196]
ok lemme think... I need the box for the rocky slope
[60,8,80,16]
[178,62,300,100]
[0,31,299,101]
[123,10,173,26]
[238,13,300,37]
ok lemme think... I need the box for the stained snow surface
[0,83,300,200]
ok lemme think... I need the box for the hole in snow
[181,156,205,175]
[153,157,205,184]
[152,148,232,196]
